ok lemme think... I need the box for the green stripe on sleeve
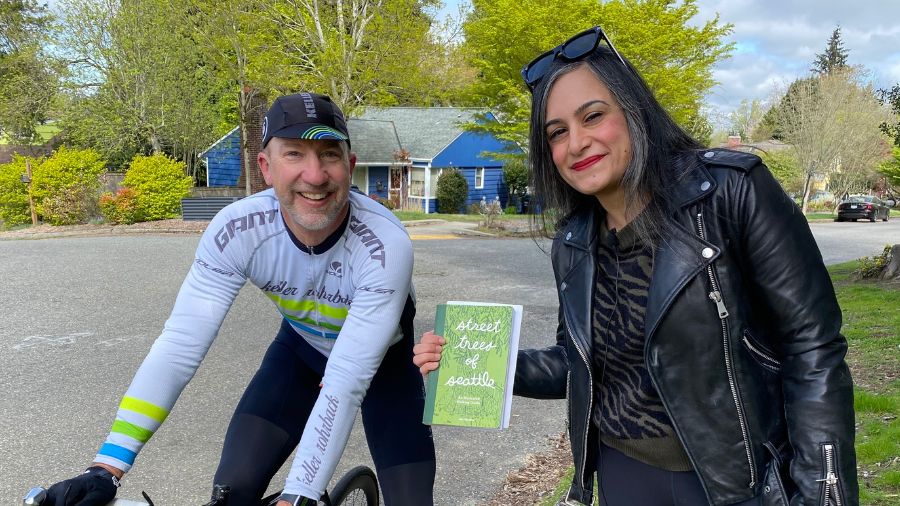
[111,419,154,443]
[119,396,169,424]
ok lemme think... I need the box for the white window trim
[475,167,485,189]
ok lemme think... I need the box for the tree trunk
[801,172,813,214]
[881,244,900,280]
[239,86,253,197]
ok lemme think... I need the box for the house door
[389,167,403,208]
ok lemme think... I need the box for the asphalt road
[1,219,898,505]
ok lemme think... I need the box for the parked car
[835,195,891,222]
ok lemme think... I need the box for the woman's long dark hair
[528,45,702,247]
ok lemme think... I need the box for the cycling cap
[262,92,350,149]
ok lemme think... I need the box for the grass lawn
[539,260,899,505]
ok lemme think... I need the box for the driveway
[1,219,897,505]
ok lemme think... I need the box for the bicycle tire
[329,466,379,506]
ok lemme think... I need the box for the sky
[436,0,900,128]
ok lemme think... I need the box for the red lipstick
[571,155,604,171]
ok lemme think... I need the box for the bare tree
[777,68,892,213]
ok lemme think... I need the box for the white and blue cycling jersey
[94,188,415,499]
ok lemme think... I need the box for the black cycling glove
[44,466,120,506]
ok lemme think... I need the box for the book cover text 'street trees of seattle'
[423,302,521,428]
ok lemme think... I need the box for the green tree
[0,0,57,146]
[728,99,765,141]
[754,78,818,141]
[56,0,224,172]
[268,0,454,112]
[191,0,287,195]
[502,158,529,207]
[812,26,849,75]
[759,149,803,195]
[776,69,891,213]
[461,0,733,152]
[879,146,900,190]
[877,83,900,147]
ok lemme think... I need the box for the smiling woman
[415,24,859,506]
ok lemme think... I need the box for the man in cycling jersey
[42,92,436,506]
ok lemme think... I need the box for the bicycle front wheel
[330,466,379,506]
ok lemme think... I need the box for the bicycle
[23,465,380,506]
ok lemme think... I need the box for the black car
[835,195,891,222]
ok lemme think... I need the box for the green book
[423,301,522,429]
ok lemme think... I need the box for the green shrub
[436,169,468,214]
[855,245,892,279]
[122,154,193,221]
[503,158,529,204]
[0,155,34,228]
[99,188,141,224]
[31,147,106,225]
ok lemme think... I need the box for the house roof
[346,119,402,165]
[198,107,495,165]
[357,107,483,161]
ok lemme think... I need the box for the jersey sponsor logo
[195,258,236,277]
[358,285,396,295]
[326,261,343,278]
[214,209,279,252]
[305,285,352,306]
[261,280,299,296]
[300,394,338,485]
[349,216,386,268]
[314,394,338,453]
[300,455,321,486]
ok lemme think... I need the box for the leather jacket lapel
[558,210,597,357]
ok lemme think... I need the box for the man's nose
[301,158,329,186]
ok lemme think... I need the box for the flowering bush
[99,188,141,224]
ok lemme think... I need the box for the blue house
[359,108,521,213]
[200,107,521,213]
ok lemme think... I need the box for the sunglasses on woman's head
[521,26,627,92]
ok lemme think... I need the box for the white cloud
[694,0,900,125]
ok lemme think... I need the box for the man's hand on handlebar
[42,466,121,505]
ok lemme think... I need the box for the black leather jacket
[514,149,857,506]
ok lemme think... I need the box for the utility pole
[21,159,38,225]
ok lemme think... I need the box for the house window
[429,168,443,197]
[475,167,485,189]
[409,168,426,197]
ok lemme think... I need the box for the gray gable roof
[346,118,402,165]
[357,107,482,161]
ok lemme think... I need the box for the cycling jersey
[94,189,416,499]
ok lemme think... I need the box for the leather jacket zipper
[742,332,781,372]
[818,443,844,506]
[695,211,757,488]
[564,317,593,492]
